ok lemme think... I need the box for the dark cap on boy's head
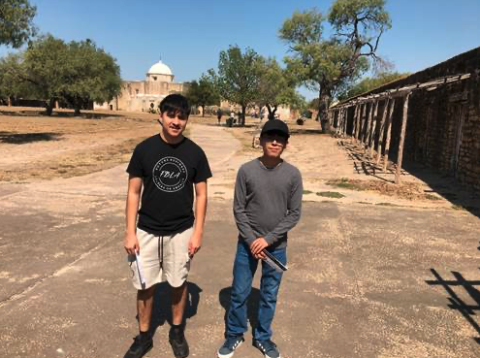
[260,119,290,138]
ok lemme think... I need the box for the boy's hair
[159,94,191,118]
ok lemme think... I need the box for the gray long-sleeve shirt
[233,158,303,249]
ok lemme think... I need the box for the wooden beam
[383,98,396,172]
[376,98,390,165]
[364,102,373,146]
[352,104,360,140]
[395,92,412,184]
[369,100,379,156]
[333,73,471,110]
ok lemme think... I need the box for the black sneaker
[124,334,153,358]
[252,339,281,358]
[217,335,244,358]
[169,326,189,358]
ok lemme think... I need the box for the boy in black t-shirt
[123,94,212,358]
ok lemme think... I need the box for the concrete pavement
[0,124,479,357]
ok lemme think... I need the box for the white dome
[147,61,173,76]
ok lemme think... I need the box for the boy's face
[160,110,188,138]
[260,132,288,159]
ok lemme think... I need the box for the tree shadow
[147,282,202,336]
[426,268,480,343]
[290,128,326,135]
[219,286,261,334]
[0,132,62,144]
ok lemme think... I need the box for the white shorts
[128,227,193,290]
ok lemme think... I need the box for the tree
[337,71,410,100]
[0,0,36,48]
[22,34,68,114]
[58,39,122,115]
[256,57,305,120]
[279,0,391,131]
[217,45,261,126]
[0,52,32,105]
[186,71,220,117]
[20,35,121,115]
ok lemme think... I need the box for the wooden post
[352,104,359,140]
[356,103,365,141]
[369,100,379,156]
[376,98,390,165]
[395,92,412,184]
[383,98,396,172]
[343,108,348,135]
[364,102,374,147]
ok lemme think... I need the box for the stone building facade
[329,46,480,191]
[95,60,184,112]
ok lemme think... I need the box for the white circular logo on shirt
[152,156,188,192]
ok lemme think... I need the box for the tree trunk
[266,105,276,120]
[318,91,331,133]
[241,105,246,126]
[45,98,55,116]
[202,105,205,117]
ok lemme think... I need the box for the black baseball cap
[260,119,290,138]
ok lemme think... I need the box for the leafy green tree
[256,57,305,120]
[22,34,68,114]
[186,71,220,117]
[0,52,32,104]
[337,71,410,100]
[20,35,121,115]
[217,45,261,126]
[58,39,122,115]
[0,0,36,48]
[279,0,391,130]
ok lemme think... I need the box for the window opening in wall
[153,76,157,81]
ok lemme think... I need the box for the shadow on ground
[146,282,202,336]
[404,161,480,219]
[426,242,480,344]
[337,139,480,219]
[290,128,326,135]
[219,286,261,334]
[0,109,124,119]
[0,132,62,144]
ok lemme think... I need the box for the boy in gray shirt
[218,120,303,358]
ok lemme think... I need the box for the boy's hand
[124,232,139,255]
[188,233,202,258]
[250,238,268,259]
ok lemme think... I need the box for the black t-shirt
[127,134,212,235]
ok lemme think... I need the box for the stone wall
[330,46,480,191]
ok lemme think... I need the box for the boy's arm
[124,175,143,255]
[233,168,257,246]
[189,180,208,258]
[263,170,303,246]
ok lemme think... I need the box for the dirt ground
[0,108,479,357]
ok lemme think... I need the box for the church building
[95,60,185,112]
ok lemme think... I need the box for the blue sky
[1,0,479,100]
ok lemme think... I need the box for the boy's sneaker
[124,334,153,358]
[252,339,281,358]
[217,335,245,358]
[169,326,189,358]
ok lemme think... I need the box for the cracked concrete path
[0,124,479,357]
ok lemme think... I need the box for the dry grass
[0,108,198,183]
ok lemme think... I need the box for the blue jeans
[226,241,287,341]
